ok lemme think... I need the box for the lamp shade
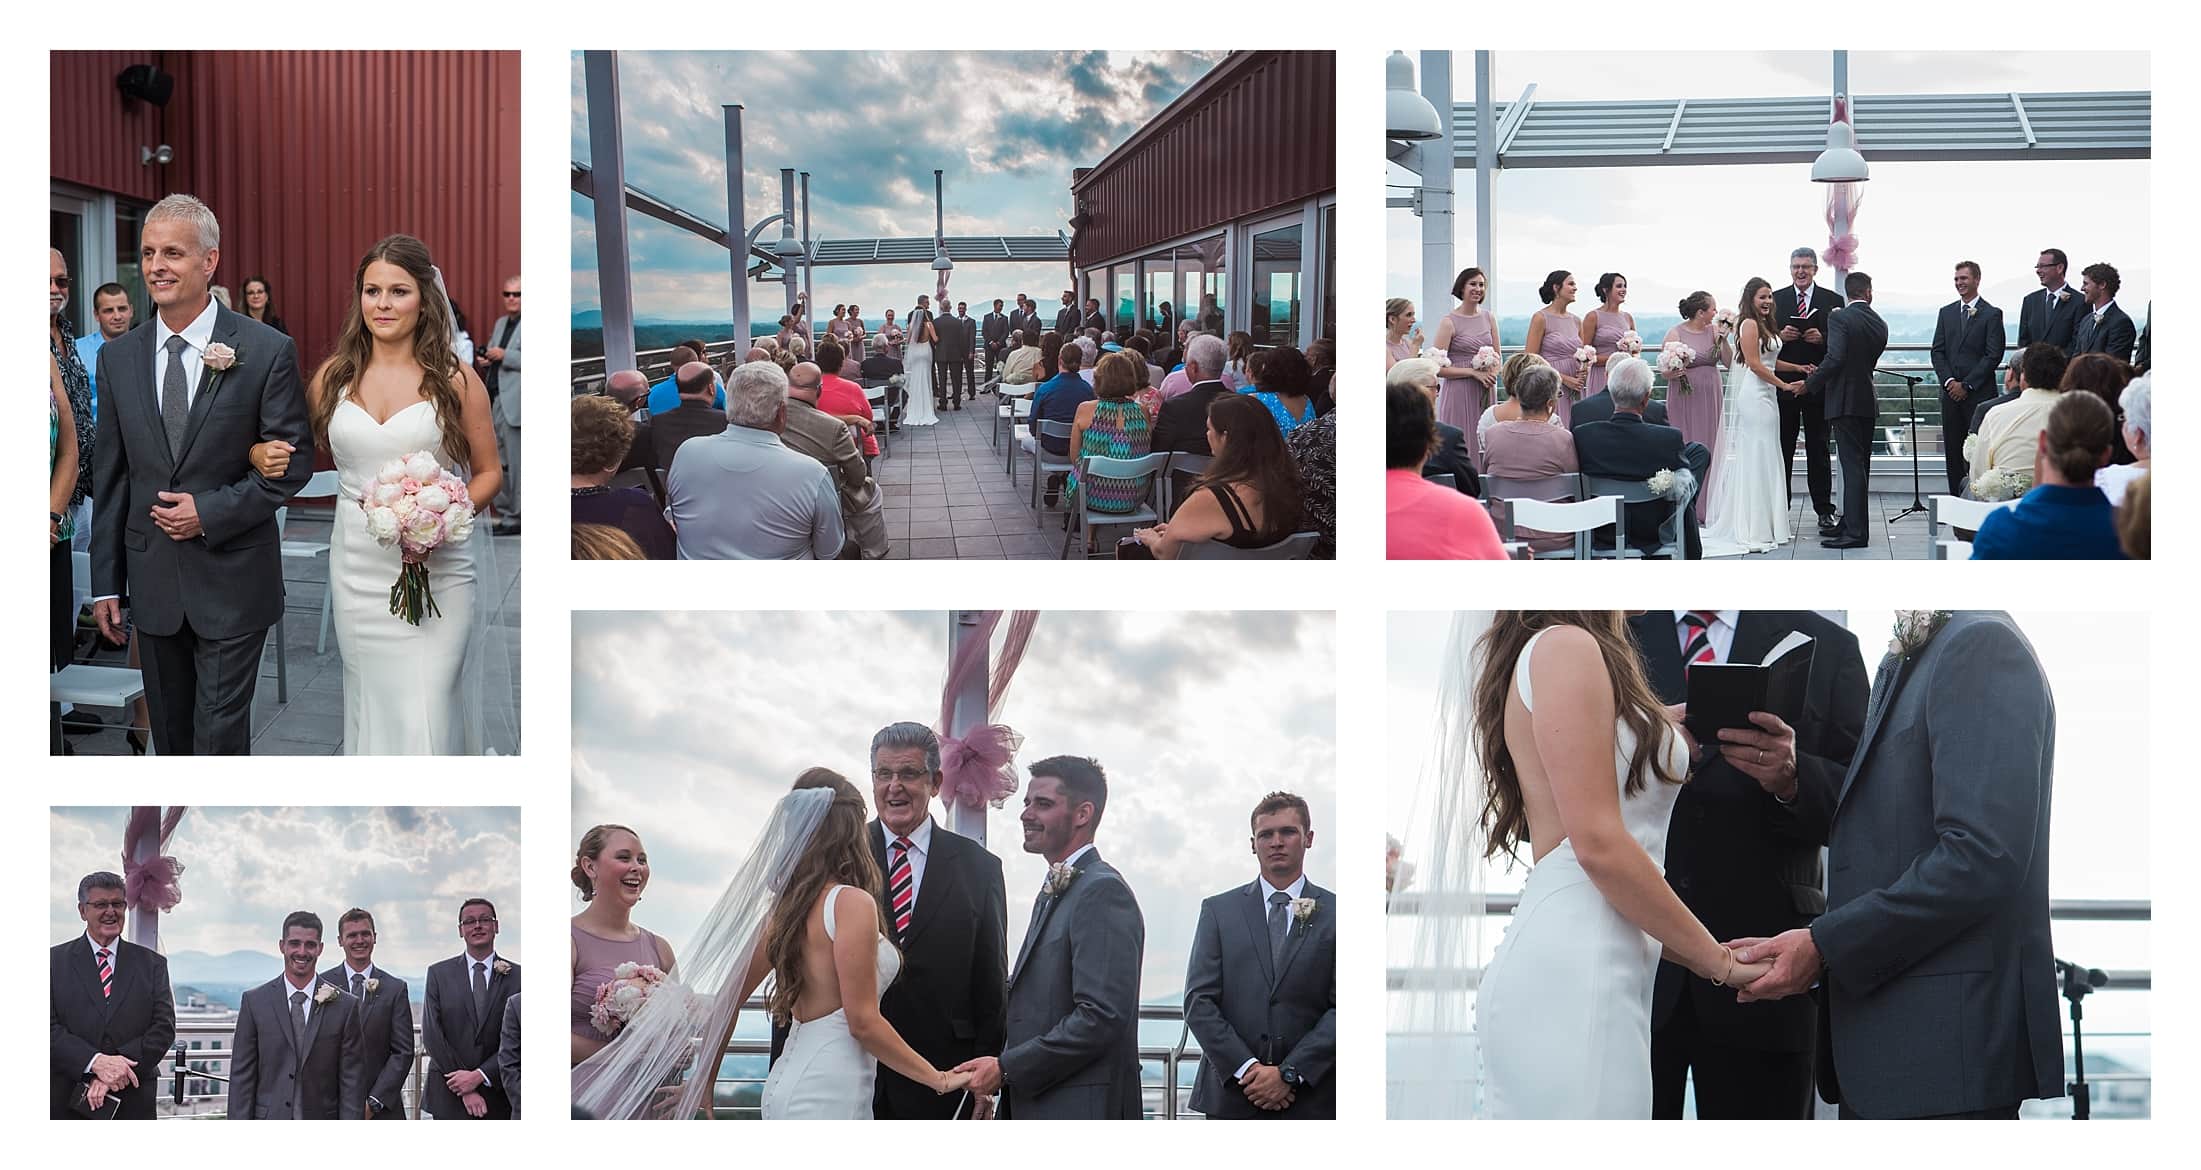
[1387,51,1442,141]
[931,252,955,272]
[1811,117,1869,183]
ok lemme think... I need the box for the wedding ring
[1758,749,1766,765]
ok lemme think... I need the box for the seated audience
[1285,409,1336,560]
[783,362,888,559]
[1970,345,2071,496]
[2118,472,2149,559]
[649,361,731,471]
[1388,356,1479,497]
[571,395,675,559]
[1305,337,1336,416]
[573,523,646,560]
[1481,364,1582,554]
[1130,395,1303,558]
[1970,343,2067,443]
[1066,353,1156,519]
[811,340,879,460]
[1002,330,1043,385]
[1152,334,1233,455]
[2060,352,2138,465]
[1971,390,2124,560]
[2095,374,2150,506]
[1242,346,1319,438]
[1571,358,1704,558]
[1386,380,1507,560]
[664,361,845,560]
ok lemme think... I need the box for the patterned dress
[1067,398,1154,513]
[1248,390,1317,438]
[49,318,93,508]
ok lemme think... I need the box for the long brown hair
[764,768,892,1026]
[1471,612,1682,861]
[1196,394,1303,538]
[1739,277,1777,354]
[312,234,468,467]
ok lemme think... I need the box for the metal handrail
[159,1020,427,1119]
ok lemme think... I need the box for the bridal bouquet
[1471,346,1500,373]
[1614,330,1643,356]
[589,961,669,1037]
[359,451,477,625]
[1656,341,1696,381]
[1712,310,1737,335]
[1969,467,2029,502]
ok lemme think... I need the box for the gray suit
[1804,301,1888,545]
[1001,847,1144,1118]
[1809,612,2062,1118]
[485,312,522,516]
[228,976,363,1119]
[1183,880,1336,1118]
[90,303,310,754]
[319,965,413,1119]
[497,993,522,1120]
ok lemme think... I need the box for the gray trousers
[493,414,521,516]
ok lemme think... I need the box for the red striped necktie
[97,947,113,998]
[1680,611,1718,674]
[888,837,914,942]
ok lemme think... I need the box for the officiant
[1629,611,1867,1119]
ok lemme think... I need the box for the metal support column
[800,171,813,331]
[585,51,638,375]
[723,104,747,348]
[1417,51,1455,329]
[1473,51,1496,294]
[780,169,799,321]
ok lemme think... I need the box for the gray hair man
[780,361,888,558]
[662,360,844,559]
[1151,332,1237,454]
[1606,355,1654,413]
[604,369,650,414]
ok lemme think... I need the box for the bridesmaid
[571,824,677,1065]
[1580,272,1636,399]
[1662,291,1731,520]
[1524,270,1585,429]
[1433,267,1501,467]
[880,307,905,358]
[1385,297,1423,370]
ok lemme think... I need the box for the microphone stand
[2056,957,2108,1120]
[1885,369,1928,523]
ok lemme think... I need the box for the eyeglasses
[50,274,72,291]
[83,898,126,912]
[873,767,931,783]
[459,916,497,928]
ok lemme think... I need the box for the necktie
[1680,611,1717,675]
[472,960,489,1018]
[1267,891,1291,964]
[97,947,112,999]
[1963,303,1975,322]
[888,837,915,942]
[161,334,192,455]
[289,989,308,1043]
[352,972,365,1000]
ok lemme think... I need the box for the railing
[156,1020,428,1119]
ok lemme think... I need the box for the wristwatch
[1280,1065,1304,1088]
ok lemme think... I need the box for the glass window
[1114,269,1137,334]
[1143,253,1175,336]
[1183,234,1226,335]
[113,199,150,321]
[1251,221,1303,349]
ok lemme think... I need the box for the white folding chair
[1062,451,1170,558]
[1580,474,1692,559]
[864,383,891,458]
[58,552,151,752]
[1028,419,1075,521]
[1928,494,2020,559]
[1493,495,1622,561]
[1159,451,1213,518]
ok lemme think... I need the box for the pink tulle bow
[124,855,184,913]
[1824,231,1859,271]
[938,723,1025,810]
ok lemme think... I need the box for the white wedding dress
[1699,337,1792,556]
[327,397,482,755]
[902,312,938,428]
[1474,627,1687,1118]
[759,884,900,1119]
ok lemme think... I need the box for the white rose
[403,452,443,481]
[402,508,443,546]
[613,962,640,979]
[371,481,406,508]
[365,507,400,543]
[378,457,408,483]
[416,484,452,513]
[444,507,476,544]
[391,495,417,519]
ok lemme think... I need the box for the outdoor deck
[875,386,1083,560]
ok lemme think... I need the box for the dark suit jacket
[983,312,1011,347]
[1811,613,2062,1116]
[1631,612,1868,1052]
[421,953,519,1119]
[1805,302,1889,420]
[1931,299,2006,400]
[497,994,522,1120]
[1009,308,1037,340]
[1421,423,1481,497]
[320,965,413,1118]
[2071,302,2136,361]
[1082,311,1106,334]
[1570,391,1668,428]
[1152,381,1229,455]
[648,401,729,470]
[1183,880,1336,1118]
[50,937,175,1119]
[2017,286,2087,350]
[1573,412,1688,554]
[229,975,363,1119]
[948,313,978,357]
[90,303,311,638]
[868,818,1008,1117]
[1055,305,1081,333]
[1772,284,1845,371]
[1002,847,1144,1119]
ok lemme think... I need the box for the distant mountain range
[167,949,426,1002]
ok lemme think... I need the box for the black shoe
[1821,536,1866,550]
[1817,512,1841,532]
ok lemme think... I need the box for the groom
[1728,612,2062,1118]
[90,193,311,755]
[228,912,364,1119]
[955,756,1144,1118]
[1804,272,1887,550]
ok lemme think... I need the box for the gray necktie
[161,335,191,455]
[472,960,489,1018]
[1268,890,1291,964]
[288,989,308,1047]
[351,972,365,1000]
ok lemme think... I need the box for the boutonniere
[493,959,513,976]
[1291,897,1317,925]
[363,977,380,995]
[1044,863,1079,897]
[313,983,340,1005]
[1889,610,1952,660]
[202,342,240,391]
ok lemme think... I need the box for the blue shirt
[1970,483,2126,560]
[648,373,725,416]
[75,333,106,415]
[1035,378,1093,456]
[1031,371,1086,410]
[1242,388,1317,437]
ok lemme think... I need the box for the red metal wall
[1070,51,1335,266]
[51,51,521,375]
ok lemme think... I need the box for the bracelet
[1711,950,1735,988]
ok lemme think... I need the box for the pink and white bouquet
[359,450,477,625]
[1657,341,1697,381]
[589,961,668,1037]
[1614,330,1643,356]
[1572,344,1597,367]
[1470,345,1500,373]
[1712,310,1738,335]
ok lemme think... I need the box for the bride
[1465,612,1768,1117]
[1700,278,1814,556]
[901,298,940,427]
[250,235,503,754]
[572,770,972,1119]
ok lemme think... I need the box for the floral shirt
[1286,409,1335,559]
[49,315,94,508]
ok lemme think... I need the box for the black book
[1684,630,1814,740]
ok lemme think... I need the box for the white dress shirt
[2093,297,2118,322]
[152,296,221,411]
[1672,610,1739,664]
[342,959,377,993]
[885,816,934,906]
[1056,842,1098,877]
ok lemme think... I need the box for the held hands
[152,491,201,541]
[1239,1063,1295,1111]
[90,1053,139,1090]
[249,440,295,479]
[444,1067,487,1095]
[1945,379,1968,401]
[934,1066,975,1096]
[1716,712,1799,800]
[950,1055,1003,1096]
[1723,929,1823,1003]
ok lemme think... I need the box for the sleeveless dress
[1066,398,1153,513]
[1582,309,1633,398]
[902,312,938,427]
[759,885,902,1119]
[1536,311,1584,429]
[1249,391,1316,438]
[571,922,663,1040]
[1663,323,1726,521]
[1439,310,1496,459]
[1476,627,1687,1119]
[1698,336,1792,556]
[1207,483,1278,549]
[327,397,481,754]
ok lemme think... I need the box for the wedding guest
[1971,390,2122,559]
[1184,791,1336,1118]
[498,994,522,1120]
[572,523,645,560]
[423,899,520,1119]
[1002,330,1041,384]
[1524,270,1586,429]
[1033,336,1089,411]
[1198,291,1224,335]
[482,275,522,535]
[784,361,889,559]
[241,275,286,335]
[1305,338,1336,416]
[1035,329,1064,383]
[51,871,175,1118]
[1286,410,1335,560]
[1153,334,1234,456]
[1970,350,2068,496]
[1971,342,2065,444]
[811,341,879,462]
[1482,364,1582,554]
[1580,272,1637,399]
[47,249,94,552]
[1158,319,1194,371]
[1243,345,1319,438]
[1389,357,1478,496]
[2095,375,2150,506]
[322,908,415,1120]
[665,361,844,560]
[2019,248,2086,350]
[1386,297,1423,370]
[77,282,134,414]
[1130,395,1303,558]
[50,356,77,636]
[2060,352,2138,465]
[1066,352,1156,522]
[1930,261,2007,494]
[1125,332,1167,394]
[1226,330,1254,384]
[1661,292,1729,519]
[1574,360,1706,559]
[1478,352,1553,453]
[2117,473,2149,559]
[1386,380,1506,559]
[451,303,475,368]
[646,361,731,472]
[571,395,674,559]
[2071,262,2136,360]
[571,824,676,1065]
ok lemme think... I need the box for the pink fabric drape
[936,611,1040,810]
[122,806,186,914]
[1823,99,1863,271]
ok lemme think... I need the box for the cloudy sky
[573,51,1226,324]
[50,807,523,972]
[1389,51,2151,328]
[573,610,1336,1002]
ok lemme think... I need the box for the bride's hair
[312,234,469,468]
[1470,612,1682,862]
[1739,277,1778,353]
[764,767,893,1026]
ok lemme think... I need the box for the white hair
[2120,373,2150,440]
[147,193,220,252]
[1387,356,1442,394]
[1073,336,1097,363]
[1607,356,1654,408]
[1184,333,1227,377]
[727,360,789,428]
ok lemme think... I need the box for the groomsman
[1773,247,1844,533]
[1009,294,1038,343]
[320,907,414,1119]
[51,872,175,1118]
[2071,262,2137,361]
[1930,262,2006,494]
[1630,612,1867,1119]
[421,898,519,1119]
[1054,290,1080,334]
[497,994,523,1120]
[1184,793,1336,1119]
[229,911,363,1119]
[1082,297,1107,335]
[948,301,977,405]
[2017,248,2087,350]
[866,721,1009,1119]
[983,299,1012,376]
